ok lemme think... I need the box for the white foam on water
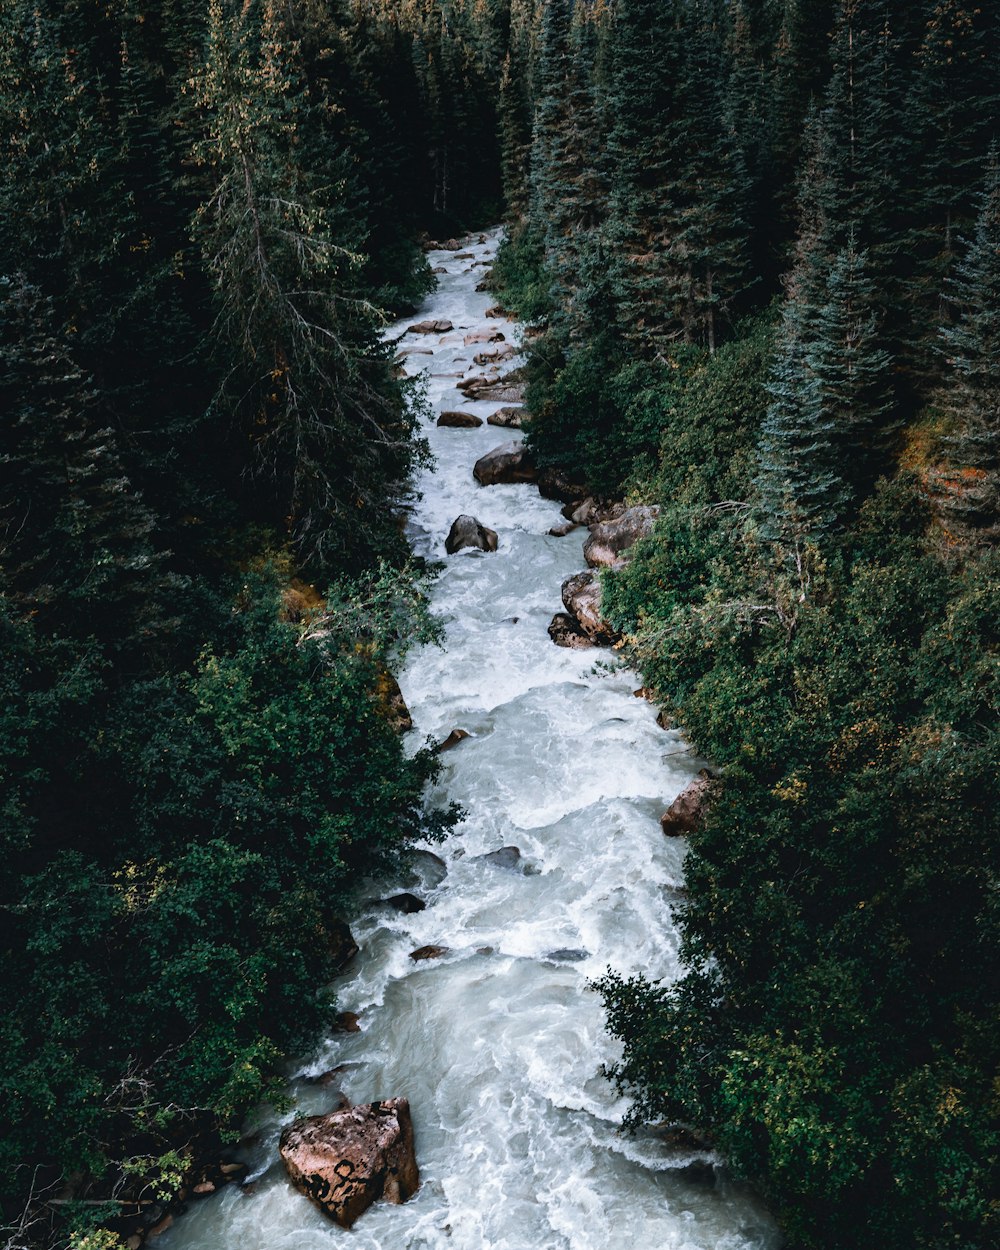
[162,229,779,1250]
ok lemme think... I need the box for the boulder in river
[437,410,483,428]
[473,443,536,486]
[464,329,505,346]
[561,570,619,644]
[584,505,659,570]
[485,304,512,319]
[548,612,593,649]
[329,921,359,972]
[385,893,426,914]
[445,515,498,555]
[407,318,453,335]
[660,772,715,837]
[279,1100,419,1228]
[410,945,449,961]
[488,406,527,428]
[480,846,523,871]
[437,728,471,752]
[474,344,515,366]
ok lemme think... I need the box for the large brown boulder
[561,571,618,644]
[473,443,537,486]
[407,319,453,335]
[279,1100,419,1228]
[464,329,506,346]
[446,515,498,555]
[548,612,593,649]
[584,505,659,569]
[660,772,715,837]
[488,406,527,428]
[437,410,483,428]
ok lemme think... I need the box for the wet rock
[455,252,475,260]
[474,344,515,366]
[461,371,526,403]
[660,772,715,837]
[279,1100,419,1229]
[410,849,448,889]
[473,443,536,486]
[431,266,447,275]
[464,329,505,346]
[445,515,499,555]
[192,1181,216,1197]
[584,505,660,570]
[548,522,578,538]
[407,319,453,335]
[545,948,589,963]
[487,406,527,428]
[147,1216,173,1240]
[329,921,359,972]
[485,304,512,319]
[561,571,619,644]
[548,612,593,649]
[437,410,483,428]
[333,1012,362,1033]
[437,728,471,752]
[480,846,522,871]
[385,893,426,914]
[219,1163,248,1181]
[562,497,626,526]
[656,709,673,731]
[410,945,449,961]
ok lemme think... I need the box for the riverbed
[161,229,779,1250]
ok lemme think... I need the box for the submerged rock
[544,948,589,963]
[437,410,483,428]
[660,772,715,837]
[584,505,659,569]
[479,846,523,871]
[329,921,359,972]
[473,443,536,486]
[279,1100,419,1228]
[445,515,498,555]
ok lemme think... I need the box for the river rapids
[162,229,779,1250]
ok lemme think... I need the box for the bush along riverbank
[489,3,1000,1247]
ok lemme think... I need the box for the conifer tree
[937,150,1000,541]
[193,0,418,573]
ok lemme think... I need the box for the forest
[0,2,997,1249]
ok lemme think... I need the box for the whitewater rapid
[162,230,778,1250]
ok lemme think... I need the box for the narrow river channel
[162,230,779,1250]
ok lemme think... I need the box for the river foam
[161,229,779,1250]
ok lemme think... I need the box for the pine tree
[193,0,418,574]
[937,149,1000,541]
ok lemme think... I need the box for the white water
[163,231,778,1250]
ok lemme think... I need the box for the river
[162,229,779,1250]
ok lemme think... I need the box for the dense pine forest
[1,2,997,1249]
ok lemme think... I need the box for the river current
[162,230,779,1250]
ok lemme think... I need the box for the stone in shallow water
[279,1100,419,1228]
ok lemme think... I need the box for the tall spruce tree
[193,0,419,574]
[937,149,1000,542]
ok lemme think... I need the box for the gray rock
[473,443,536,486]
[548,612,593,649]
[445,515,498,555]
[584,505,660,570]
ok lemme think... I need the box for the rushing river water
[163,231,779,1250]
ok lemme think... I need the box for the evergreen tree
[937,150,1000,541]
[193,0,419,574]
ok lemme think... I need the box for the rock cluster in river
[279,1100,419,1228]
